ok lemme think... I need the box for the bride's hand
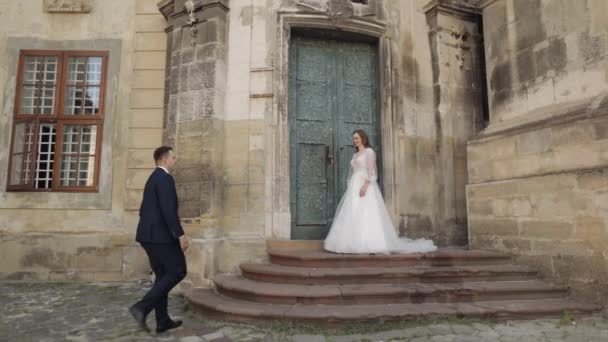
[359,185,368,197]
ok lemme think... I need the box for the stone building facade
[0,0,606,304]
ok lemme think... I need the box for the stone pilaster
[425,0,485,246]
[158,0,229,222]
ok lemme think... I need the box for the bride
[324,130,437,254]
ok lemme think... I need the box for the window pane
[63,56,103,116]
[9,122,36,186]
[34,123,56,189]
[60,125,97,187]
[10,154,24,186]
[86,57,103,85]
[19,56,58,115]
[64,86,100,115]
[66,56,102,85]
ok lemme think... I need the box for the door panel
[290,35,379,240]
[335,41,379,206]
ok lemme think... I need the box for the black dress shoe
[129,305,150,332]
[156,320,183,334]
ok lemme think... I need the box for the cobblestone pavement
[1,283,607,342]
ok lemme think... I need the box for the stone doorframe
[267,13,395,239]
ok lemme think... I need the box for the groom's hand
[179,235,189,252]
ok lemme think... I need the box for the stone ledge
[469,99,608,145]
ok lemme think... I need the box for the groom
[129,146,189,334]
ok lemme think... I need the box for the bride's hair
[353,129,371,149]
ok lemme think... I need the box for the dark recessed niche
[351,0,369,4]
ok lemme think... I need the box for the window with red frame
[7,51,107,192]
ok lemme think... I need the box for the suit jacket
[136,168,185,244]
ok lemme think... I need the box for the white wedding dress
[324,148,438,254]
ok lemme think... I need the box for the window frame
[7,50,108,193]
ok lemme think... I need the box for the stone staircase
[185,241,601,323]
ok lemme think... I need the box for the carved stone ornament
[296,0,354,20]
[44,0,92,13]
[184,0,199,47]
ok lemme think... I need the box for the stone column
[158,0,228,223]
[424,0,485,246]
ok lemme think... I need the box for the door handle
[325,145,334,165]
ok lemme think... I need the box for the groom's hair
[154,146,173,163]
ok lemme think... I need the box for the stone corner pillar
[158,0,229,222]
[424,0,486,247]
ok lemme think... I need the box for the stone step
[268,248,513,268]
[215,275,569,305]
[240,263,539,285]
[187,288,601,323]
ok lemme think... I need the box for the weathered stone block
[512,0,546,51]
[134,70,165,90]
[126,169,151,190]
[189,62,216,91]
[501,238,532,252]
[553,255,608,282]
[136,0,159,14]
[520,220,573,239]
[533,193,577,218]
[194,90,217,118]
[136,32,167,51]
[469,218,519,236]
[177,92,196,121]
[516,47,535,84]
[44,0,92,13]
[551,123,596,147]
[489,62,512,94]
[135,14,166,32]
[590,0,608,33]
[130,109,164,129]
[135,51,166,70]
[216,239,267,274]
[122,246,151,280]
[534,38,567,77]
[593,120,608,140]
[514,254,555,277]
[575,215,607,241]
[533,240,594,257]
[181,48,195,64]
[562,0,589,33]
[125,190,144,211]
[128,128,163,149]
[517,175,576,195]
[467,181,519,199]
[68,247,123,272]
[516,128,552,155]
[179,66,189,94]
[577,169,608,190]
[223,184,248,217]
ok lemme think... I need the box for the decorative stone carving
[296,0,353,20]
[184,0,200,47]
[449,25,470,70]
[44,0,92,13]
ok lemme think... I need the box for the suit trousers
[135,242,187,325]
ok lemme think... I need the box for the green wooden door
[290,35,379,240]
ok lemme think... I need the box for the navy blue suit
[133,167,187,326]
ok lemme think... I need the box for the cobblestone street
[1,283,607,342]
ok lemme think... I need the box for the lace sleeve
[365,148,377,182]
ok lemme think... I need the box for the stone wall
[483,0,608,127]
[469,0,608,304]
[0,0,151,283]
